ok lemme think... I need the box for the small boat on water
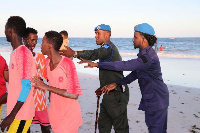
[169,37,175,40]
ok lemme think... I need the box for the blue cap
[134,23,155,36]
[94,24,111,31]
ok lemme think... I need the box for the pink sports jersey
[7,45,36,120]
[46,56,82,133]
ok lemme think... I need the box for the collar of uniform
[138,46,152,57]
[101,41,111,47]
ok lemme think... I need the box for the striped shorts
[7,118,32,133]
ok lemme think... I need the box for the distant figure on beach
[79,23,169,133]
[23,27,51,133]
[160,45,163,51]
[31,31,82,133]
[0,55,9,121]
[59,30,69,50]
[155,44,158,51]
[60,24,129,133]
[0,16,36,132]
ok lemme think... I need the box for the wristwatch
[121,85,126,93]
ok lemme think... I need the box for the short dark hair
[6,16,26,37]
[23,27,38,38]
[59,30,68,37]
[140,32,157,46]
[45,31,63,51]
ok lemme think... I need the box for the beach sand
[1,72,199,133]
[0,55,200,133]
[77,73,200,133]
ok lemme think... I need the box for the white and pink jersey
[7,45,36,120]
[33,52,48,111]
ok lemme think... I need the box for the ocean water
[0,37,200,88]
[1,37,200,57]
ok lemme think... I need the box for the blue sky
[0,0,199,38]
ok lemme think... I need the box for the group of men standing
[0,15,169,133]
[60,23,169,133]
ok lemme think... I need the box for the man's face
[61,34,65,39]
[132,31,144,49]
[95,30,106,45]
[41,36,49,55]
[5,24,11,42]
[61,34,67,40]
[24,33,38,51]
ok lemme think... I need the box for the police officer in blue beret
[60,24,129,133]
[80,23,169,133]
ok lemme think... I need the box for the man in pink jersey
[31,31,82,133]
[23,27,51,133]
[0,16,36,133]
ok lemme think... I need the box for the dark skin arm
[59,46,75,58]
[60,45,112,61]
[0,93,7,105]
[78,58,98,68]
[101,83,117,94]
[31,77,79,99]
[0,101,23,132]
[3,70,9,82]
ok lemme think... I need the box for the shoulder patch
[102,45,109,49]
[140,55,148,63]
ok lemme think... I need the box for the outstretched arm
[78,58,98,68]
[60,45,112,61]
[79,55,151,72]
[59,46,75,58]
[98,55,151,71]
[77,46,112,61]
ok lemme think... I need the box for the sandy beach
[0,0,199,132]
[0,53,199,133]
[1,72,200,133]
[78,72,200,133]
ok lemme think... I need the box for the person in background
[31,31,82,133]
[23,27,51,133]
[59,30,69,50]
[155,44,158,51]
[160,45,163,51]
[0,16,36,133]
[79,23,169,133]
[0,55,9,121]
[60,24,129,133]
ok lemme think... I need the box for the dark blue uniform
[98,46,169,133]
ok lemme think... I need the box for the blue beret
[94,24,111,32]
[134,23,155,36]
